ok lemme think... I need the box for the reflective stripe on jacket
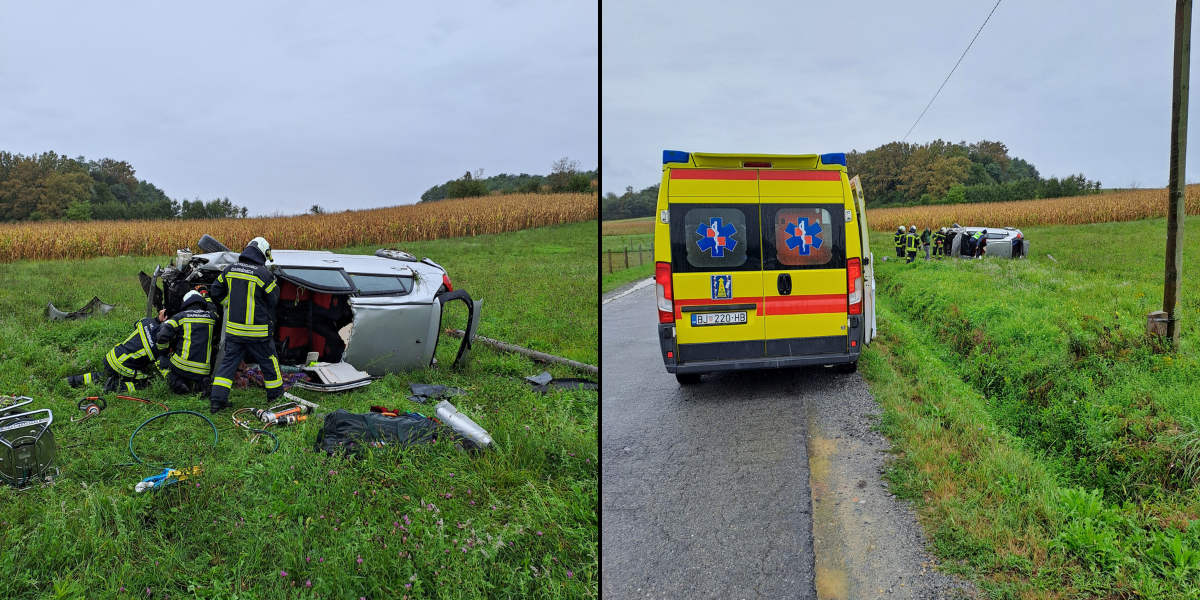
[156,307,219,376]
[105,317,160,378]
[894,233,904,248]
[905,233,918,252]
[210,246,279,339]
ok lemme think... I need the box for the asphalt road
[601,282,976,600]
[602,283,818,599]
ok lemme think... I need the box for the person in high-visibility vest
[933,227,946,258]
[67,311,166,393]
[208,237,282,413]
[905,225,918,263]
[974,229,989,259]
[894,226,905,258]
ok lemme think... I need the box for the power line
[902,0,1003,142]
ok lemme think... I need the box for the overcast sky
[0,1,597,215]
[603,1,1193,195]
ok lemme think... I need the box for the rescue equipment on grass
[0,396,57,488]
[72,395,171,423]
[315,408,482,456]
[434,400,493,447]
[135,466,203,492]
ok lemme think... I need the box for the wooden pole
[608,249,613,274]
[639,244,643,265]
[624,247,629,269]
[1166,0,1192,346]
[446,329,597,376]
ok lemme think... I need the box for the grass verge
[0,221,597,599]
[864,217,1200,596]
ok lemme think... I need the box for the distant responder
[933,227,946,258]
[894,226,905,258]
[155,290,219,395]
[975,229,989,259]
[67,311,166,393]
[208,237,282,413]
[905,225,918,264]
[921,227,932,260]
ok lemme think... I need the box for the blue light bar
[663,150,690,164]
[820,152,846,167]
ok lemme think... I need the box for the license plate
[691,311,748,327]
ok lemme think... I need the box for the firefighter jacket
[105,317,161,378]
[210,244,279,340]
[156,301,219,378]
[894,232,904,249]
[905,232,918,253]
[933,231,945,248]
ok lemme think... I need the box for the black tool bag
[315,409,476,456]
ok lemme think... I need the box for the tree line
[420,157,597,202]
[0,151,246,222]
[601,140,1101,220]
[847,139,1099,207]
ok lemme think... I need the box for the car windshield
[278,268,353,290]
[349,274,413,295]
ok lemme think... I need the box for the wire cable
[902,0,1003,142]
[128,410,218,468]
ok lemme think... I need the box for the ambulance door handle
[777,273,792,296]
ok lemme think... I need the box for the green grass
[862,216,1200,595]
[0,221,597,599]
[600,263,652,295]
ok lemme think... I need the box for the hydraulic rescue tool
[0,396,56,488]
[72,396,107,423]
[136,466,203,492]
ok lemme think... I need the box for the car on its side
[945,225,1029,259]
[140,234,481,378]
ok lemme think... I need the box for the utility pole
[1165,0,1192,346]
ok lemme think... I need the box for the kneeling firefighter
[155,290,219,395]
[208,237,282,413]
[67,311,166,393]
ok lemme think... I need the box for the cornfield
[0,193,596,262]
[601,216,654,237]
[866,186,1200,232]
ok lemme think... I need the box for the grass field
[0,193,597,262]
[862,216,1200,596]
[0,221,597,598]
[600,232,654,294]
[865,185,1200,232]
[599,217,653,237]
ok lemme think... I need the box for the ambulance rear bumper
[658,320,863,374]
[666,350,859,374]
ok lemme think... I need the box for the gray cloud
[603,0,1181,194]
[0,1,597,214]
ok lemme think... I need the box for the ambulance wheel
[837,361,858,374]
[675,373,702,385]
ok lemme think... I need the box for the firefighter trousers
[906,250,917,263]
[209,337,284,405]
[66,364,154,394]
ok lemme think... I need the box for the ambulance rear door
[758,170,848,358]
[848,176,876,343]
[667,169,766,363]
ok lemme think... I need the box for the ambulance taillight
[847,258,863,315]
[655,262,674,323]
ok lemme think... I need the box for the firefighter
[905,225,918,263]
[894,226,905,258]
[921,227,932,260]
[155,290,219,395]
[932,227,946,258]
[207,237,282,413]
[67,310,166,393]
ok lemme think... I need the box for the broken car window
[278,268,354,291]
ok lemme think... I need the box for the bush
[444,171,490,199]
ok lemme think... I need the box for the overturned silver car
[140,235,481,379]
[944,225,1029,259]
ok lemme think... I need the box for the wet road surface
[601,282,976,599]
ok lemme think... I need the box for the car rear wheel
[675,373,702,385]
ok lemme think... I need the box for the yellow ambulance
[653,151,876,384]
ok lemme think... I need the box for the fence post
[639,244,643,265]
[624,247,629,269]
[608,249,613,274]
